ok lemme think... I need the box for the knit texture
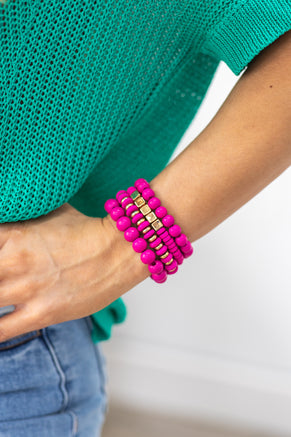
[1,1,290,343]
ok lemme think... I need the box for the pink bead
[169,249,180,257]
[165,259,178,271]
[176,256,184,265]
[159,230,169,239]
[116,216,131,232]
[167,266,178,275]
[110,206,125,221]
[162,214,175,227]
[116,190,128,202]
[138,220,149,232]
[124,227,139,242]
[117,195,129,205]
[155,206,167,218]
[140,249,156,264]
[121,197,132,207]
[172,248,182,257]
[169,224,181,238]
[183,247,194,258]
[157,277,167,283]
[132,237,147,253]
[175,248,184,257]
[144,229,155,239]
[161,253,173,264]
[157,227,166,235]
[176,233,188,247]
[127,186,136,195]
[104,198,119,213]
[163,235,172,243]
[131,212,144,224]
[149,237,162,248]
[156,245,167,256]
[148,260,164,274]
[180,242,192,253]
[126,204,138,216]
[135,178,149,192]
[148,197,161,210]
[142,188,155,200]
[151,270,167,283]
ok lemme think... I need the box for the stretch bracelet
[104,178,193,283]
[127,185,186,266]
[112,191,170,283]
[119,189,178,276]
[126,179,193,262]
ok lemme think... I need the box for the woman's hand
[0,203,149,342]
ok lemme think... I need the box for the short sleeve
[201,0,291,76]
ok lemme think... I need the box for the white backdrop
[102,61,291,435]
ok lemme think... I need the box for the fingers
[0,303,45,343]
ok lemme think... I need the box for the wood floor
[102,403,277,437]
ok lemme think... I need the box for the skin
[0,29,290,342]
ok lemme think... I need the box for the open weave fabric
[1,0,290,342]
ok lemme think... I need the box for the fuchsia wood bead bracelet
[104,178,194,283]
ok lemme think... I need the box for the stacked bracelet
[104,178,193,283]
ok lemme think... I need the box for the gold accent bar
[131,210,139,217]
[160,251,170,259]
[142,226,151,234]
[120,196,128,204]
[165,259,174,266]
[137,218,146,226]
[125,202,134,210]
[148,235,157,243]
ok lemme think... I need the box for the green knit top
[1,0,290,343]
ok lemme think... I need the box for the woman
[0,1,290,435]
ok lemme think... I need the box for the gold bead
[125,202,134,210]
[165,258,174,266]
[145,211,157,223]
[131,210,139,217]
[142,226,151,234]
[140,204,151,216]
[148,234,157,243]
[155,243,163,251]
[152,219,163,231]
[134,197,146,208]
[167,266,178,273]
[160,251,170,259]
[137,218,146,226]
[120,196,128,204]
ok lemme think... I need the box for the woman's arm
[0,31,289,342]
[105,29,291,262]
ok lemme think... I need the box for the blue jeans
[0,316,108,436]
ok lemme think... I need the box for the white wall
[102,62,291,435]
